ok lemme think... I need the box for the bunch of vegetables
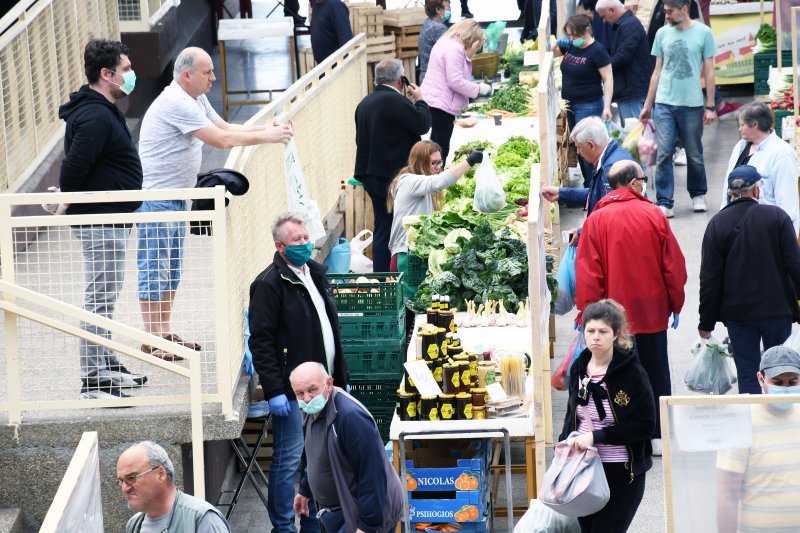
[754,23,777,53]
[488,84,532,115]
[501,39,538,85]
[770,89,795,111]
[411,221,529,312]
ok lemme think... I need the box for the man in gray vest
[117,441,229,532]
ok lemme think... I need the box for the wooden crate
[382,7,426,26]
[349,4,384,37]
[385,24,421,58]
[366,34,396,63]
[298,47,316,77]
[402,56,417,86]
[342,182,374,242]
[238,420,274,472]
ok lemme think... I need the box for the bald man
[290,362,403,533]
[136,47,294,360]
[117,441,230,532]
[576,159,687,454]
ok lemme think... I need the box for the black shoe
[108,364,148,386]
[80,373,132,403]
[289,15,306,25]
[461,10,474,18]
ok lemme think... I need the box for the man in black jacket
[354,58,431,272]
[59,39,146,400]
[248,211,349,533]
[310,0,353,63]
[699,165,800,394]
[597,0,652,126]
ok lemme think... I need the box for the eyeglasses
[430,160,444,167]
[635,176,648,183]
[117,466,159,487]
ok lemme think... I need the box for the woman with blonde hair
[559,299,655,532]
[421,19,492,162]
[387,140,483,278]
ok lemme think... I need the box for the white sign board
[284,139,325,241]
[486,382,508,402]
[672,404,752,452]
[404,359,442,397]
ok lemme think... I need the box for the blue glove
[268,394,291,417]
[670,313,680,330]
[556,37,571,51]
[346,384,352,393]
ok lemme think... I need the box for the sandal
[141,344,184,362]
[161,333,201,351]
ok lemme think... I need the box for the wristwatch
[705,106,716,112]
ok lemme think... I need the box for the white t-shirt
[288,263,336,373]
[137,509,229,533]
[139,81,221,190]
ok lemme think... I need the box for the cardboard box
[408,490,488,523]
[405,457,484,492]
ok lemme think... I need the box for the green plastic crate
[328,272,404,313]
[406,253,428,288]
[774,109,792,140]
[343,337,406,381]
[754,51,793,96]
[338,308,405,342]
[367,405,395,442]
[349,378,402,413]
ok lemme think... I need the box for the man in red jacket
[576,160,687,452]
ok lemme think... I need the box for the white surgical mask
[767,384,800,410]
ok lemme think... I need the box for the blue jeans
[136,200,187,301]
[269,400,320,533]
[725,316,792,395]
[616,98,644,128]
[72,225,130,378]
[653,103,707,208]
[317,507,345,533]
[568,98,604,186]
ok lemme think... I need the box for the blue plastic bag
[243,309,255,376]
[323,237,351,273]
[554,246,577,315]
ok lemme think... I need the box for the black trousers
[430,107,456,164]
[578,463,645,533]
[634,330,669,439]
[522,0,558,41]
[360,176,392,273]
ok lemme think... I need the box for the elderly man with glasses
[117,441,230,532]
[576,159,687,456]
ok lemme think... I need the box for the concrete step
[0,507,23,533]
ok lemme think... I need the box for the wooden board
[382,7,426,26]
[298,47,316,77]
[366,34,396,62]
[402,56,417,85]
[349,4,384,36]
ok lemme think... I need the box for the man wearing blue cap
[698,165,800,394]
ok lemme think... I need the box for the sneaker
[651,438,663,457]
[461,9,474,18]
[659,205,674,218]
[673,148,687,166]
[692,195,707,212]
[79,375,132,403]
[716,101,742,119]
[108,364,148,386]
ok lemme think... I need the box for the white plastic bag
[473,154,506,213]
[684,336,737,395]
[349,229,373,273]
[514,499,581,533]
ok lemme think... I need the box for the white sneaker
[673,148,687,166]
[692,195,707,212]
[651,438,663,457]
[659,205,674,218]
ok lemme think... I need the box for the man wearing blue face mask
[716,345,800,532]
[248,212,350,533]
[291,362,402,533]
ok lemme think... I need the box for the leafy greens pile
[755,23,777,53]
[488,85,532,115]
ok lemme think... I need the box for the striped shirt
[578,374,629,463]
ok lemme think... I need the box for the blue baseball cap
[727,165,762,191]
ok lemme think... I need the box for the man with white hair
[541,116,634,229]
[117,441,230,532]
[136,47,293,360]
[597,0,651,126]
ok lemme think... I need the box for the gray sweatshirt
[388,169,459,256]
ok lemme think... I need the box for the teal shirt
[652,22,717,108]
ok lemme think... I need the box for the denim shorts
[136,200,187,301]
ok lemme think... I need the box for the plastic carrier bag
[553,245,577,315]
[323,237,351,273]
[484,21,508,52]
[514,499,581,533]
[551,330,587,391]
[473,154,506,213]
[684,336,737,395]
[637,120,658,168]
[621,121,642,161]
[349,229,373,273]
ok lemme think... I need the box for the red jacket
[575,188,687,334]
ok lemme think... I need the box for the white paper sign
[486,382,508,402]
[672,404,752,452]
[284,139,325,241]
[403,359,442,398]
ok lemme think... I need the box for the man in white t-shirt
[136,47,292,359]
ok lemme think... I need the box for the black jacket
[560,348,655,477]
[58,85,143,214]
[310,0,353,63]
[248,253,349,400]
[610,10,651,101]
[699,198,800,331]
[354,85,431,182]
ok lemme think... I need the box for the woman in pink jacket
[421,19,491,162]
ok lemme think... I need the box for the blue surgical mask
[284,242,313,266]
[767,384,800,410]
[298,392,328,415]
[443,10,451,21]
[572,37,586,47]
[111,70,136,95]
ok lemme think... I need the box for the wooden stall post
[792,7,799,158]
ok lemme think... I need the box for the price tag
[403,359,442,398]
[486,382,507,402]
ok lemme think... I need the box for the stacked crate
[328,273,407,440]
[754,51,793,98]
[556,111,570,186]
[384,8,426,87]
[404,441,493,531]
[348,4,396,92]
